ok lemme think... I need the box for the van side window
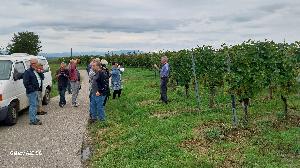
[39,59,50,72]
[15,62,26,74]
[24,61,31,69]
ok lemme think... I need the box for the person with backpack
[69,59,80,107]
[89,61,108,123]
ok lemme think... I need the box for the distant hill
[41,50,143,58]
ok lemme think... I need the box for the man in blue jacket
[154,56,170,104]
[23,58,42,125]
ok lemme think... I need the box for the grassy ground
[87,68,299,168]
[49,63,60,98]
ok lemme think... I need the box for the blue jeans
[90,94,106,121]
[27,91,39,123]
[59,88,67,105]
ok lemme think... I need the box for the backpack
[103,70,110,91]
[69,63,78,81]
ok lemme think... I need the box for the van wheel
[42,88,51,105]
[4,102,18,126]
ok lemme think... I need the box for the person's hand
[154,64,158,68]
[96,91,101,96]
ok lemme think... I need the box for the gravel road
[0,70,90,168]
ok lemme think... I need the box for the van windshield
[0,60,12,80]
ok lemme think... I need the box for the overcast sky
[0,0,299,53]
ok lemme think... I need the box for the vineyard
[50,39,300,167]
[59,39,300,127]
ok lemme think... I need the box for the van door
[13,62,27,110]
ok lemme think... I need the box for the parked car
[0,53,52,125]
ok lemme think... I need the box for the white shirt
[34,70,41,88]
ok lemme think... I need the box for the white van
[0,53,52,125]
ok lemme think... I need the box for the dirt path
[0,70,90,168]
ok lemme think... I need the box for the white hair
[30,58,38,63]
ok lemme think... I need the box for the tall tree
[7,31,42,55]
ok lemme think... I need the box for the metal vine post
[227,51,238,128]
[191,50,201,111]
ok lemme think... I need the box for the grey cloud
[231,15,257,23]
[209,11,260,24]
[19,18,190,33]
[258,3,287,13]
[209,2,295,24]
[1,0,300,52]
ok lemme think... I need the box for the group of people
[56,59,81,108]
[23,55,169,125]
[86,58,124,122]
[22,58,82,125]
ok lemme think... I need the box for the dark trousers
[67,80,72,94]
[104,95,109,106]
[59,88,67,105]
[113,89,122,99]
[160,77,168,103]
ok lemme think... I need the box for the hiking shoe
[30,121,42,125]
[89,119,97,124]
[37,111,47,115]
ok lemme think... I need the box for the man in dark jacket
[23,58,42,125]
[89,61,108,123]
[56,62,69,107]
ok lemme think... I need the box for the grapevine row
[60,39,300,125]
